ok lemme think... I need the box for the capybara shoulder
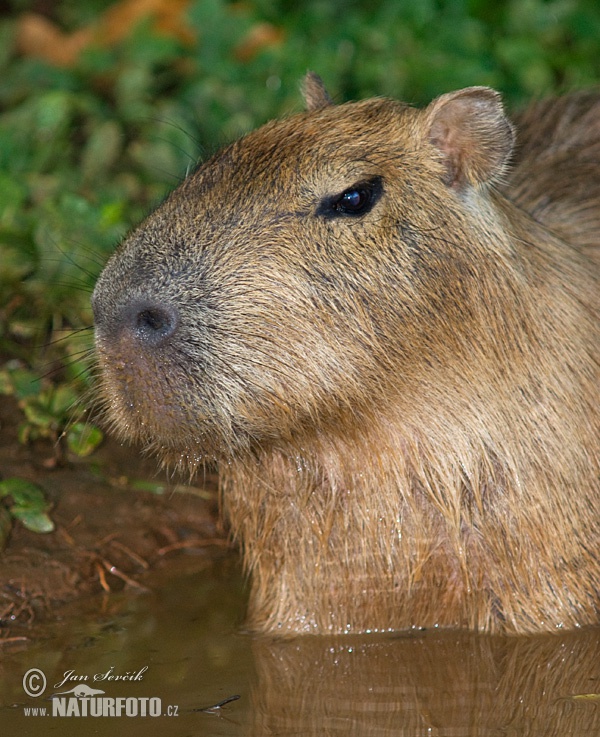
[93,75,600,635]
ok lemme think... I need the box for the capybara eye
[317,176,383,218]
[339,188,370,212]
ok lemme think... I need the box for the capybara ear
[302,72,334,111]
[424,87,515,188]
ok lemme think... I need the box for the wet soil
[0,394,231,646]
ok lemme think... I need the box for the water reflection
[250,627,600,736]
[1,556,599,736]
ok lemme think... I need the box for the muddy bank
[0,395,231,644]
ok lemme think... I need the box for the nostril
[93,293,180,346]
[137,307,171,334]
[127,301,179,346]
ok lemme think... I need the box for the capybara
[92,74,600,635]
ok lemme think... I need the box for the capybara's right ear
[302,72,334,111]
[424,87,515,189]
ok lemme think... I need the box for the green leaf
[66,423,104,457]
[0,478,55,534]
[49,385,78,417]
[6,368,42,400]
[22,398,56,430]
[0,477,47,507]
[17,422,32,445]
[10,508,55,534]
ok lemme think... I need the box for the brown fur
[92,76,600,635]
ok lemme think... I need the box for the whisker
[143,114,204,155]
[44,327,94,348]
[43,243,102,281]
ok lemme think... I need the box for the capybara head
[93,74,600,635]
[92,77,515,462]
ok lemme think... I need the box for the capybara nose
[128,301,179,346]
[95,297,179,347]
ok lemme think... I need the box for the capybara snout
[93,74,600,635]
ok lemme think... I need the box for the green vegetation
[1,0,599,462]
[0,477,54,550]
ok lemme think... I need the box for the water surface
[1,554,599,736]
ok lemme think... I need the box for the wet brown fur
[93,76,600,635]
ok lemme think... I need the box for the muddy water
[1,555,600,736]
